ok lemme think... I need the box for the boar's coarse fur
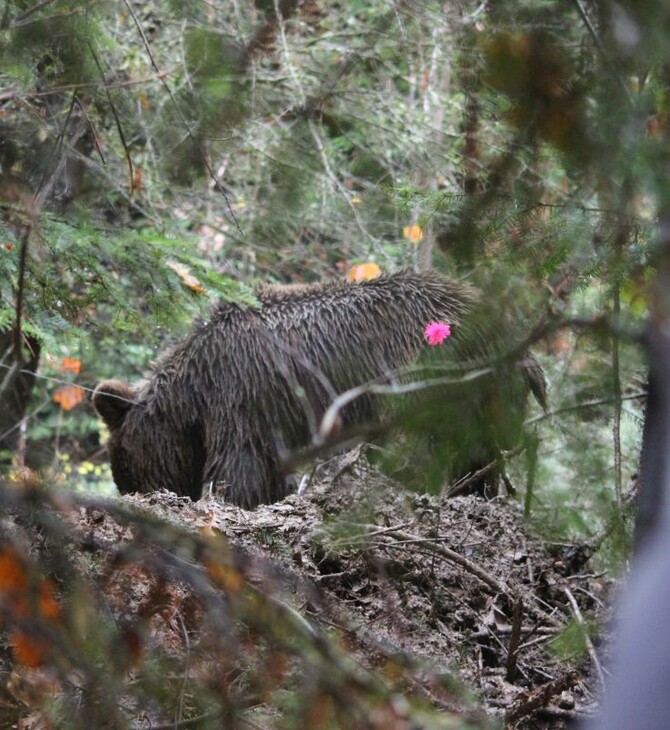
[93,271,473,508]
[93,270,475,509]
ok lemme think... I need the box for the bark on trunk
[0,329,40,459]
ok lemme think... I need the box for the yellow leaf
[402,225,423,244]
[621,270,652,318]
[166,261,205,294]
[346,262,381,281]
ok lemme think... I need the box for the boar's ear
[93,380,136,430]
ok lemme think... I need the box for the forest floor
[1,451,612,729]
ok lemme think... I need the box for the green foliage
[549,618,595,662]
[0,216,238,348]
[6,3,102,85]
[515,342,643,568]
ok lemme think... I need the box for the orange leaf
[402,225,423,244]
[59,357,82,374]
[132,166,143,194]
[646,111,669,137]
[0,548,61,669]
[38,580,61,622]
[166,261,205,294]
[120,625,144,667]
[52,384,85,411]
[0,547,27,593]
[11,629,47,668]
[346,262,381,282]
[205,560,244,594]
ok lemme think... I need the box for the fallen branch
[563,585,606,689]
[505,670,578,723]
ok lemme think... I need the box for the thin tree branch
[563,586,606,690]
[0,67,178,103]
[612,236,625,506]
[525,392,646,426]
[570,0,633,105]
[13,222,33,363]
[13,0,60,23]
[89,43,135,195]
[121,0,241,230]
[12,89,87,364]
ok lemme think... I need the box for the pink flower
[424,321,452,346]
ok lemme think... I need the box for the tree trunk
[0,329,41,460]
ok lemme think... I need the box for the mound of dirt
[0,453,609,728]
